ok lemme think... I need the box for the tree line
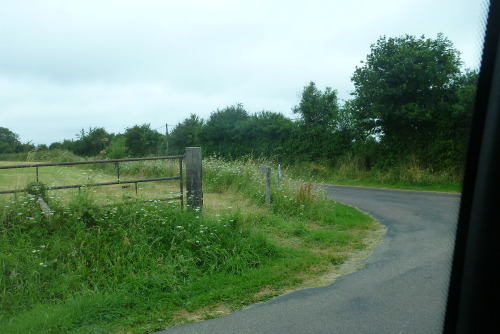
[1,34,477,173]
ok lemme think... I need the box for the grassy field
[0,160,183,204]
[0,157,384,333]
[0,162,114,191]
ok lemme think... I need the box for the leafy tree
[246,111,295,159]
[431,69,478,168]
[169,114,204,154]
[124,124,162,157]
[292,82,351,161]
[0,127,22,153]
[49,139,76,152]
[19,141,36,153]
[200,104,250,158]
[293,82,339,128]
[350,34,466,167]
[106,135,128,159]
[72,127,111,157]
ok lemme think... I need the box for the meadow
[0,155,383,333]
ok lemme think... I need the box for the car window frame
[443,0,500,332]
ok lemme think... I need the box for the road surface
[156,185,461,334]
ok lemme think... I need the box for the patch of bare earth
[172,302,233,325]
[293,224,386,290]
[252,220,387,298]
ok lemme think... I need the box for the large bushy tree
[49,139,75,152]
[350,34,472,168]
[200,104,251,158]
[0,127,22,153]
[431,69,478,168]
[124,124,163,157]
[169,114,204,154]
[72,127,111,157]
[246,111,295,159]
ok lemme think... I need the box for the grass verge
[0,157,383,333]
[289,158,462,193]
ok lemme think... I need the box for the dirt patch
[172,302,233,324]
[254,285,282,300]
[284,223,387,292]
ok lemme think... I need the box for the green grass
[0,156,382,333]
[318,176,461,192]
[288,158,462,193]
[0,159,183,205]
[0,162,113,191]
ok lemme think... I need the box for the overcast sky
[0,0,488,145]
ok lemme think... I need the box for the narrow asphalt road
[156,185,461,334]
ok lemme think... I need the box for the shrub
[24,181,49,202]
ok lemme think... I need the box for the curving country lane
[156,185,461,334]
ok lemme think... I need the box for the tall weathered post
[265,166,271,205]
[260,165,271,205]
[185,147,203,210]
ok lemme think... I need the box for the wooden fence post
[277,164,282,188]
[260,165,271,205]
[265,166,271,204]
[185,147,203,210]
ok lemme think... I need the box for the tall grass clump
[0,149,83,163]
[112,159,180,178]
[288,153,462,192]
[29,149,83,163]
[202,156,259,194]
[0,189,287,333]
[202,157,374,231]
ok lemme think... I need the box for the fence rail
[0,156,185,205]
